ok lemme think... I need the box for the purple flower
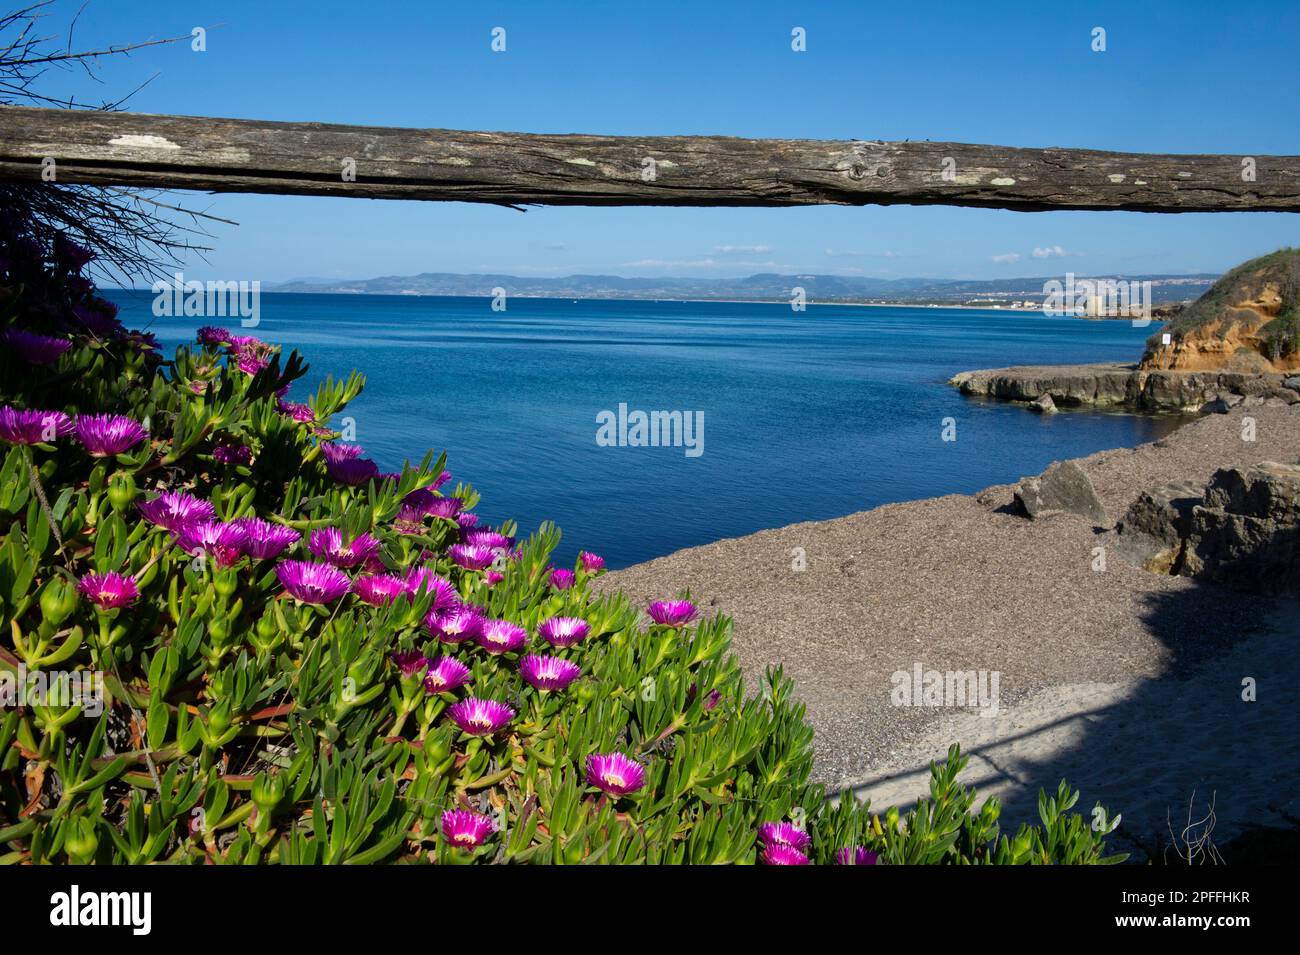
[213,443,252,466]
[233,518,300,560]
[277,400,315,422]
[234,346,268,376]
[758,822,811,852]
[54,234,94,272]
[519,655,581,691]
[78,571,138,610]
[441,809,495,848]
[175,520,249,568]
[275,560,352,604]
[196,326,232,347]
[477,619,527,655]
[761,844,811,866]
[549,568,575,590]
[326,456,380,486]
[423,657,472,694]
[352,573,408,606]
[75,414,148,457]
[391,650,430,679]
[308,528,381,568]
[446,697,515,737]
[403,568,458,609]
[0,406,73,445]
[449,543,496,572]
[578,551,605,573]
[647,600,698,628]
[73,303,122,337]
[424,604,484,644]
[425,497,462,520]
[464,529,513,550]
[6,328,73,365]
[320,442,363,463]
[585,753,646,797]
[456,513,479,530]
[138,491,216,533]
[835,846,879,866]
[432,470,452,490]
[537,616,590,648]
[392,505,428,534]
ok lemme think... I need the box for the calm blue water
[106,291,1178,569]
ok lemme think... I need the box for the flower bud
[251,771,285,812]
[39,577,79,626]
[107,472,137,512]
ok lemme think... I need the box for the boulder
[1029,393,1058,414]
[1014,461,1109,525]
[1114,480,1205,572]
[1285,376,1300,391]
[1118,462,1300,594]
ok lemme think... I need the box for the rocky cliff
[1141,248,1300,373]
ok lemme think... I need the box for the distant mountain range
[270,271,1217,305]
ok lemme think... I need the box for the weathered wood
[1,104,1298,213]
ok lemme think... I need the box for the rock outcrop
[1014,461,1108,525]
[1141,248,1300,374]
[949,363,1296,413]
[1116,461,1300,594]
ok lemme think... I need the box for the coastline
[596,401,1300,853]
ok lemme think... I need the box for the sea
[105,291,1183,569]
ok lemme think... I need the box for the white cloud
[991,252,1021,263]
[1032,245,1067,258]
[824,248,863,257]
[713,244,772,254]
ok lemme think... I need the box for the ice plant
[77,571,138,611]
[213,443,252,466]
[403,568,458,609]
[519,655,581,691]
[0,406,73,445]
[578,551,605,573]
[196,325,232,347]
[464,529,512,550]
[233,518,300,560]
[537,616,590,648]
[352,573,408,606]
[275,560,352,604]
[425,605,484,644]
[75,414,148,457]
[423,657,472,694]
[175,520,249,568]
[647,600,698,628]
[758,822,811,851]
[449,543,495,571]
[477,619,527,655]
[761,844,811,866]
[138,491,216,533]
[548,568,575,590]
[446,698,515,737]
[308,527,381,568]
[277,399,315,422]
[391,650,429,680]
[586,753,646,797]
[326,456,379,486]
[441,810,494,849]
[5,328,72,364]
[835,846,879,866]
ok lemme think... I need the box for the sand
[598,401,1300,857]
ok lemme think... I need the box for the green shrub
[0,220,1124,864]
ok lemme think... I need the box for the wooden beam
[1,105,1298,213]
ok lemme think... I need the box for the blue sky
[31,0,1300,283]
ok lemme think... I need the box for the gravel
[598,403,1300,787]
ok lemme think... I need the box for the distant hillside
[1142,249,1300,372]
[271,271,1215,305]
